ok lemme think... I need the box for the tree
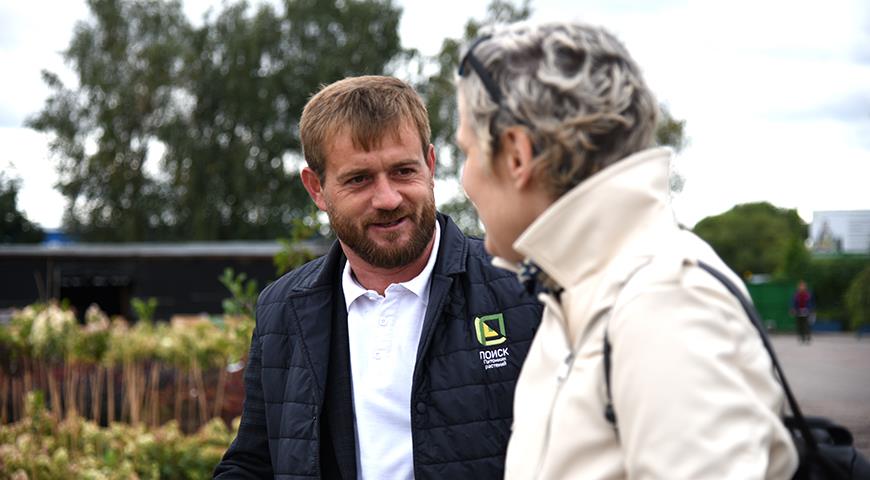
[0,174,44,244]
[28,0,190,241]
[656,105,688,153]
[29,0,402,241]
[844,264,870,330]
[159,0,402,240]
[657,105,689,194]
[693,202,807,277]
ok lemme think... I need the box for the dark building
[0,241,326,321]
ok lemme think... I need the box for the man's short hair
[300,75,431,179]
[457,22,658,198]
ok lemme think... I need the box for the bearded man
[214,76,542,480]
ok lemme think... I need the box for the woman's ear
[499,127,536,190]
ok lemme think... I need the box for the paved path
[771,333,870,456]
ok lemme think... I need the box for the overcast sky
[1,0,868,231]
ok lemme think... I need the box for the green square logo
[475,313,506,346]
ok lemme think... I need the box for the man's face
[302,123,437,269]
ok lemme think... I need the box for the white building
[809,210,870,254]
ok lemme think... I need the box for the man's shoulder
[437,214,514,281]
[456,235,516,282]
[257,254,331,305]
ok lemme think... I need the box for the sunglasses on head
[458,35,541,156]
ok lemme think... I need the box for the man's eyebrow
[392,159,422,169]
[336,167,371,182]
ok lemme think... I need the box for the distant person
[213,76,542,479]
[791,280,815,343]
[455,21,798,478]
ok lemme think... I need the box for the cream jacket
[501,148,798,479]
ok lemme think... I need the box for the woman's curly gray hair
[457,21,658,197]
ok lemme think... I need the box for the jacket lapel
[414,214,466,368]
[286,242,357,478]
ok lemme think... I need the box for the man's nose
[371,177,402,211]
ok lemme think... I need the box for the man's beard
[327,195,436,269]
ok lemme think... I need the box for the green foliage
[28,0,403,241]
[845,264,870,330]
[131,297,159,324]
[70,304,112,364]
[806,255,870,324]
[656,106,689,194]
[24,302,77,361]
[655,105,688,153]
[777,236,811,281]
[160,0,402,240]
[0,396,237,480]
[26,0,190,242]
[693,202,807,277]
[3,302,253,369]
[0,173,44,243]
[273,211,323,276]
[218,268,258,320]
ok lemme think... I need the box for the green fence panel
[746,281,796,332]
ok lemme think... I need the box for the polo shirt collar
[342,220,441,309]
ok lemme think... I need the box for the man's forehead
[324,123,423,167]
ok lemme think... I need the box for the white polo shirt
[342,221,441,480]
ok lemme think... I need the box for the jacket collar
[511,147,675,291]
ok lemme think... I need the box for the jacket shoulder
[461,236,520,283]
[257,255,329,305]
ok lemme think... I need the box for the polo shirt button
[415,402,426,414]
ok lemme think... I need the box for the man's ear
[499,127,536,190]
[426,143,436,177]
[300,167,327,211]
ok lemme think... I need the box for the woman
[455,22,797,479]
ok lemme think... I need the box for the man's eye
[347,175,368,185]
[396,168,415,176]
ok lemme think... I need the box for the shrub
[845,265,870,331]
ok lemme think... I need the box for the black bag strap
[602,260,819,454]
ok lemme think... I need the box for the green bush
[845,265,870,331]
[0,392,236,479]
[806,255,870,324]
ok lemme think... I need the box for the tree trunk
[125,361,141,425]
[149,363,160,427]
[91,366,104,424]
[193,359,209,427]
[213,362,227,419]
[174,366,185,425]
[23,357,33,395]
[64,359,78,419]
[47,364,62,421]
[107,365,116,424]
[11,377,20,423]
[0,373,8,423]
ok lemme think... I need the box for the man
[214,76,542,479]
[791,280,815,344]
